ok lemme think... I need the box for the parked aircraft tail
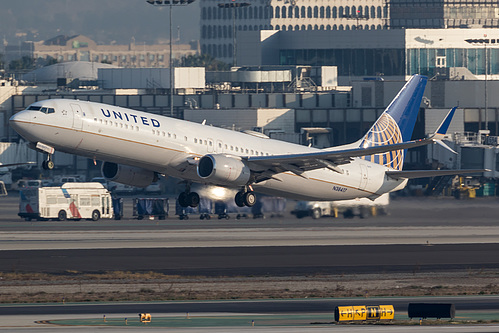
[359,75,428,170]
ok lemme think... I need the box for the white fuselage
[10,99,407,201]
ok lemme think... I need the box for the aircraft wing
[244,106,458,181]
[244,138,434,181]
[386,169,488,179]
[0,162,36,168]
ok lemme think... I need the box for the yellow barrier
[335,305,394,322]
[139,313,152,323]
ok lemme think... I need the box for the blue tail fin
[359,75,427,170]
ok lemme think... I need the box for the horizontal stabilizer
[386,169,489,180]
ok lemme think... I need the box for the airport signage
[334,305,394,322]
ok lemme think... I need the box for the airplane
[0,162,36,196]
[8,74,482,208]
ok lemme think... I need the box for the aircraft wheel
[187,192,200,208]
[91,210,100,221]
[42,160,55,170]
[235,191,245,207]
[57,210,67,221]
[243,191,256,207]
[178,192,189,207]
[311,208,322,219]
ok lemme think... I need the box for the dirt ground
[1,269,498,303]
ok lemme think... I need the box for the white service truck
[292,193,389,219]
[19,182,113,221]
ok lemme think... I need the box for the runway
[1,195,499,331]
[1,243,499,276]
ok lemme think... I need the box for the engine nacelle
[197,154,251,186]
[101,162,157,188]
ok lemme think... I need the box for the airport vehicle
[19,182,113,221]
[0,162,36,194]
[292,193,389,219]
[0,181,6,196]
[9,75,481,208]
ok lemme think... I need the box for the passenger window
[235,147,239,152]
[194,138,198,143]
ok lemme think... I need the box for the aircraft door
[216,140,223,153]
[359,164,368,190]
[70,103,83,131]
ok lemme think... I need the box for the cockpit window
[31,106,55,114]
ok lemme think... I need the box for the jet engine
[197,154,251,186]
[101,162,157,188]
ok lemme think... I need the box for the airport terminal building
[237,28,499,82]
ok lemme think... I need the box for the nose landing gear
[42,155,54,170]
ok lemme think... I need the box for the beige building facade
[32,35,198,68]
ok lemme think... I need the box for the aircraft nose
[9,111,32,134]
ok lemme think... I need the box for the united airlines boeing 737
[9,75,478,208]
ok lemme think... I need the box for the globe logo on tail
[360,113,404,170]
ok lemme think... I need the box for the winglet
[432,106,457,140]
[429,106,458,154]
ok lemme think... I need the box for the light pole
[218,2,250,67]
[465,36,491,131]
[147,0,195,117]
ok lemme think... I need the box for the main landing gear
[178,190,200,208]
[234,188,256,207]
